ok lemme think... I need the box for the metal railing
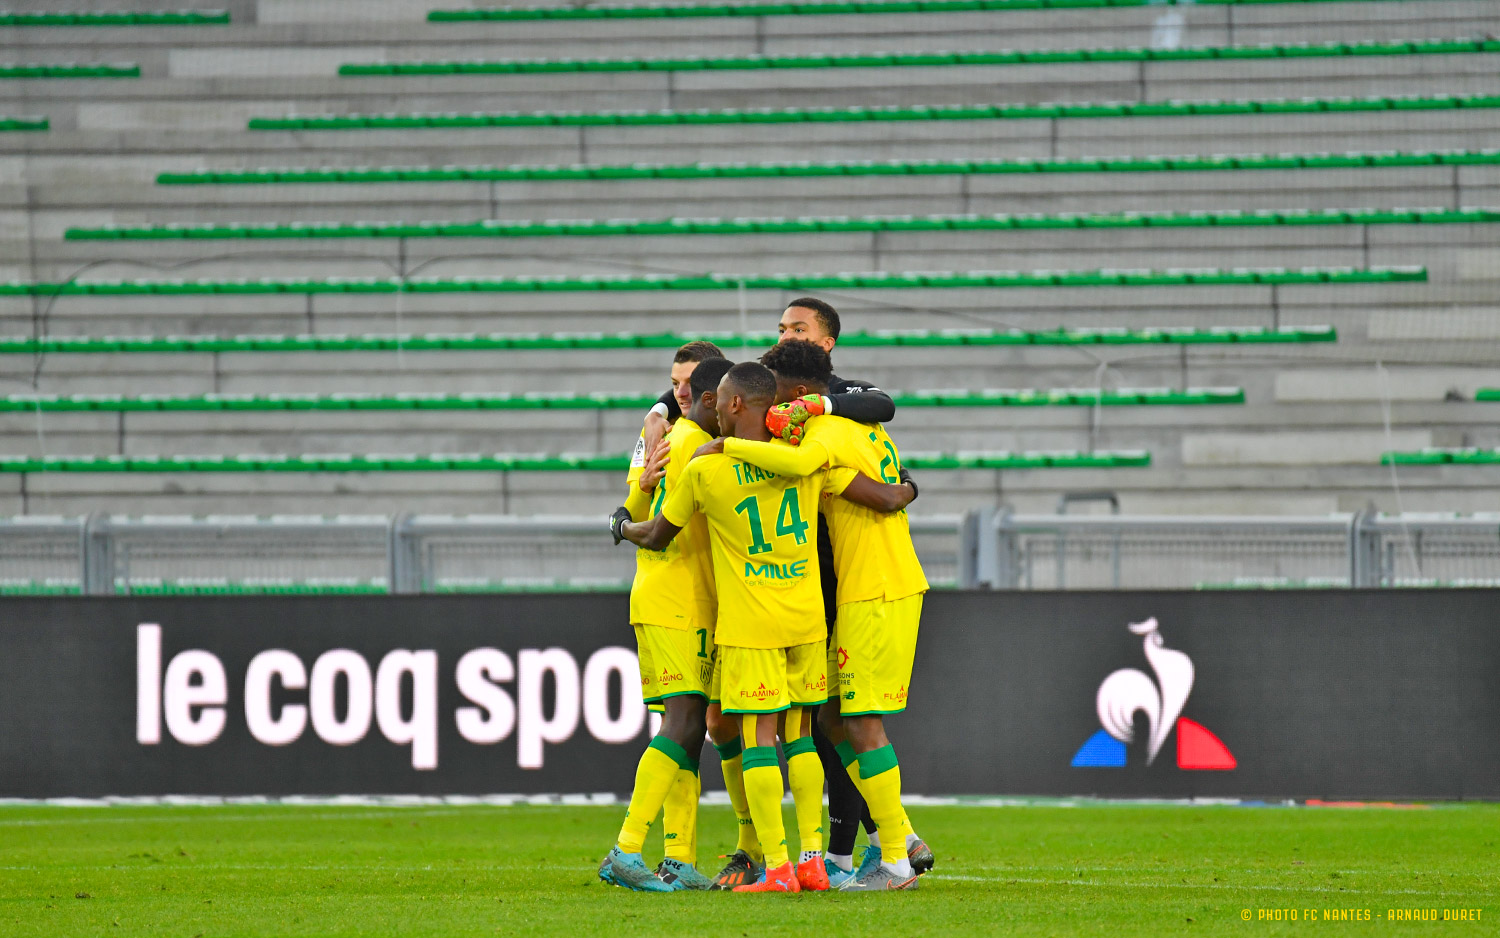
[0,511,1493,594]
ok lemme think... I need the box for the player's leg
[603,626,705,892]
[782,704,830,891]
[651,626,716,889]
[817,628,879,883]
[816,705,880,885]
[707,652,764,889]
[652,695,712,890]
[724,646,799,893]
[601,626,675,891]
[834,595,924,891]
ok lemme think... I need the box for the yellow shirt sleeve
[722,434,832,478]
[824,466,857,495]
[624,479,653,522]
[660,461,701,529]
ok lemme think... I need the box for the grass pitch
[1,799,1494,936]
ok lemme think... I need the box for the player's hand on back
[692,437,725,460]
[642,411,669,464]
[638,438,672,492]
[765,393,825,446]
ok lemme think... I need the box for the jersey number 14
[734,488,809,556]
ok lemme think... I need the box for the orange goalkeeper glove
[764,394,827,446]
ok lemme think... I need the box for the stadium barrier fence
[2,511,1494,596]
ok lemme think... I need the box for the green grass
[0,801,1494,936]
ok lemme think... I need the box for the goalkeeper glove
[608,507,632,545]
[898,466,918,502]
[765,393,827,446]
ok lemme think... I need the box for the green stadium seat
[425,0,1457,23]
[157,149,1500,186]
[246,94,1500,132]
[0,267,1421,296]
[0,10,230,26]
[0,116,47,132]
[1383,448,1500,466]
[68,206,1499,242]
[0,63,139,78]
[0,387,1245,412]
[0,325,1333,354]
[339,36,1500,79]
[0,450,1153,473]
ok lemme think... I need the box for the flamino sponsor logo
[882,684,907,704]
[805,672,827,693]
[739,681,780,700]
[659,667,684,684]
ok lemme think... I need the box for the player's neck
[732,410,773,442]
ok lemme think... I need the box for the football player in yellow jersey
[718,339,930,891]
[598,349,734,893]
[612,362,916,894]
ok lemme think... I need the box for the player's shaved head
[689,357,734,399]
[760,339,832,395]
[722,362,777,407]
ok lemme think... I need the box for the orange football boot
[733,861,801,893]
[796,857,831,891]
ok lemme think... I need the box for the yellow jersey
[624,417,716,632]
[723,415,929,605]
[661,446,853,650]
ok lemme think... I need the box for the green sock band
[714,736,743,762]
[834,739,858,769]
[856,744,899,780]
[741,745,780,772]
[649,736,695,772]
[782,736,817,759]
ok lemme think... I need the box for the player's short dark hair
[759,338,832,390]
[723,362,778,406]
[784,297,840,340]
[689,357,735,399]
[673,340,725,364]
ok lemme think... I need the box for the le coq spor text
[135,624,648,769]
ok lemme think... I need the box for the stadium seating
[63,208,1500,240]
[0,267,1426,293]
[336,38,1500,76]
[152,149,1500,185]
[245,94,1500,130]
[0,10,230,26]
[0,387,1245,410]
[0,326,1336,353]
[2,0,1494,519]
[0,449,1151,471]
[0,64,140,79]
[427,0,1432,22]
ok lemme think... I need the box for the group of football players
[599,298,933,893]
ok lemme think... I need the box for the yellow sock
[838,741,907,866]
[741,745,790,870]
[715,736,762,861]
[662,767,700,862]
[782,719,825,857]
[616,737,694,855]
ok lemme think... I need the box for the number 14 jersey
[662,449,854,650]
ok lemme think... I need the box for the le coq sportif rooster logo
[1071,618,1236,770]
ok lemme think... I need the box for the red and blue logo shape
[1071,618,1236,770]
